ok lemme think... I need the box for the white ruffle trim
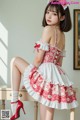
[23,63,73,87]
[34,40,66,57]
[38,63,73,86]
[34,40,49,51]
[23,71,79,109]
[23,64,34,79]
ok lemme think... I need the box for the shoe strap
[11,100,18,104]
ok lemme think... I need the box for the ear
[60,15,65,21]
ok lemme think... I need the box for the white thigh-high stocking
[11,91,19,115]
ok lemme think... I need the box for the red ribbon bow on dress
[34,43,40,49]
[34,43,41,52]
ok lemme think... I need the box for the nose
[48,13,51,19]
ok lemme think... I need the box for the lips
[47,20,51,22]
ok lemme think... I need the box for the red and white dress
[23,40,78,109]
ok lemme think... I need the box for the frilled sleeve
[34,40,49,52]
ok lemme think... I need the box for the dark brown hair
[42,1,72,32]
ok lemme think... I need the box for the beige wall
[0,0,80,120]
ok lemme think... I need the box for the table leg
[1,100,5,109]
[0,100,5,109]
[70,108,75,120]
[34,101,38,120]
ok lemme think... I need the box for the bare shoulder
[41,26,52,43]
[43,26,53,33]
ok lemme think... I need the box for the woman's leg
[40,103,54,120]
[11,56,29,90]
[45,107,54,120]
[10,56,29,115]
[40,103,46,120]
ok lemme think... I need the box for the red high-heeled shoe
[10,100,26,120]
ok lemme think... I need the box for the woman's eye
[52,13,57,15]
[54,14,57,15]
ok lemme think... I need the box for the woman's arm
[33,26,51,68]
[33,49,45,67]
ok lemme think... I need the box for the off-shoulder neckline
[40,41,64,52]
[49,44,64,53]
[36,40,65,53]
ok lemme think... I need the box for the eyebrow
[47,10,57,13]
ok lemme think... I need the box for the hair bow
[49,0,69,10]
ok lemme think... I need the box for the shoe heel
[22,107,26,114]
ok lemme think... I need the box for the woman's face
[45,7,61,26]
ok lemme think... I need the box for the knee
[10,56,19,67]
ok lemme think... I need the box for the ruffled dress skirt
[22,62,78,109]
